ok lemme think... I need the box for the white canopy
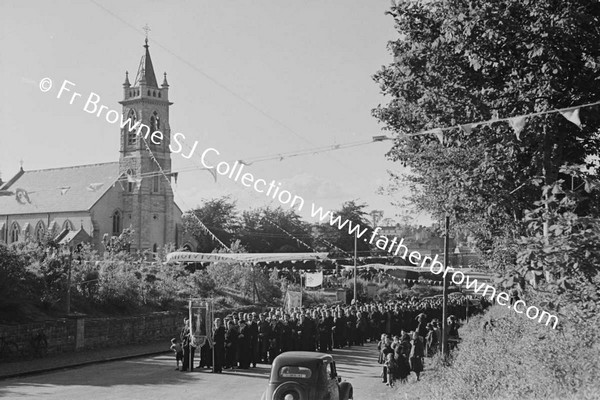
[167,251,329,264]
[340,264,423,271]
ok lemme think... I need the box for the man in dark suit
[298,314,314,351]
[333,310,346,349]
[257,313,272,363]
[224,320,238,369]
[213,318,225,373]
[249,313,259,367]
[319,310,334,352]
[237,320,251,369]
[180,318,195,372]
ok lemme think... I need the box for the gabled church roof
[134,38,158,87]
[0,162,121,215]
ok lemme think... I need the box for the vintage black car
[260,351,353,400]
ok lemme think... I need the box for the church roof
[0,162,121,215]
[57,227,92,246]
[134,39,158,87]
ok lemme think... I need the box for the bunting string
[406,100,599,143]
[139,133,231,251]
[263,216,316,252]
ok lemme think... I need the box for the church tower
[118,37,177,252]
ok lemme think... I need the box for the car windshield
[279,366,312,379]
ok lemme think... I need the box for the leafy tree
[240,206,313,253]
[183,196,240,252]
[373,0,600,255]
[0,244,34,305]
[315,200,374,256]
[206,240,282,304]
[514,166,600,327]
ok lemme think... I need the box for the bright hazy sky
[0,0,432,226]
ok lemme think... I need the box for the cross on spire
[143,23,151,45]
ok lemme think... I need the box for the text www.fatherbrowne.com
[309,211,559,329]
[41,77,558,329]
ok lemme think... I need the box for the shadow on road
[0,343,388,397]
[331,343,380,377]
[0,354,251,391]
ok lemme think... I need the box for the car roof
[272,352,333,369]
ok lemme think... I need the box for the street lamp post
[353,230,357,303]
[61,245,73,315]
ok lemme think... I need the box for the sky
[0,0,432,226]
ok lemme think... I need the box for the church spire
[134,28,158,88]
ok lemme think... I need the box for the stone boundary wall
[0,311,186,360]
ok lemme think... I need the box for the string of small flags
[406,100,599,144]
[263,216,316,252]
[319,237,355,258]
[381,271,445,285]
[139,133,231,251]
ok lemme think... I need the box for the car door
[326,361,340,400]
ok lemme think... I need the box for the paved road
[0,343,407,400]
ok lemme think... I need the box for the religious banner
[305,271,323,288]
[285,291,302,313]
[189,300,211,348]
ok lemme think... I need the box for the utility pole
[353,230,358,303]
[441,215,450,356]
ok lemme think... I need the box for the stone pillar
[75,317,85,351]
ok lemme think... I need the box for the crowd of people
[170,295,484,375]
[377,314,461,387]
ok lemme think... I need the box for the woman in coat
[409,331,424,381]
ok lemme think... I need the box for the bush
[0,244,37,304]
[418,305,600,400]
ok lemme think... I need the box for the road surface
[0,343,417,400]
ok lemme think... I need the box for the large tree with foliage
[315,200,373,257]
[183,196,240,252]
[373,0,600,255]
[240,206,313,253]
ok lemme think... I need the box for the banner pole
[300,271,303,309]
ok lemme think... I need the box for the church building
[0,39,184,252]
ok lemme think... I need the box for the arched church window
[63,220,73,232]
[152,243,157,252]
[150,111,160,134]
[126,109,138,145]
[9,222,20,243]
[126,169,135,192]
[35,221,46,241]
[112,210,122,236]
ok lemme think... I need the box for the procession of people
[172,294,485,375]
